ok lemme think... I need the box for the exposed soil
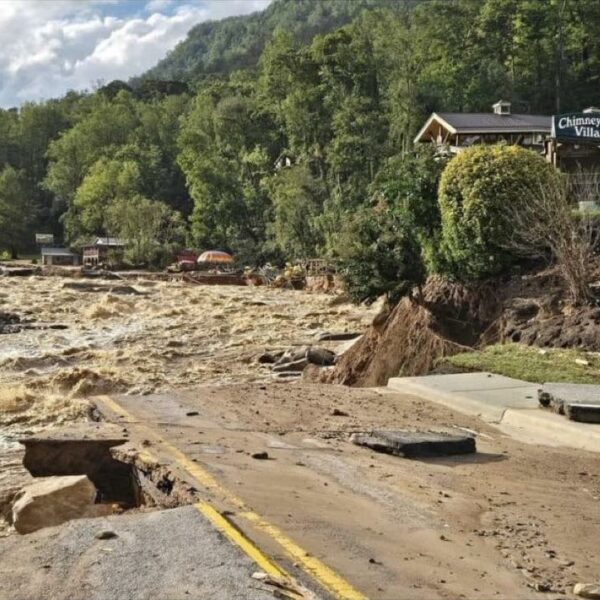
[318,295,468,386]
[327,264,600,386]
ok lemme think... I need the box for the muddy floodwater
[0,275,376,433]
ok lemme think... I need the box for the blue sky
[0,0,271,108]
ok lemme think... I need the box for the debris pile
[259,345,336,379]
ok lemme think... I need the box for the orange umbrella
[197,250,233,264]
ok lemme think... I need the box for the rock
[274,348,307,366]
[251,452,269,460]
[12,475,98,534]
[574,583,600,599]
[331,408,349,417]
[257,352,278,364]
[317,331,361,341]
[273,371,302,379]
[306,347,336,366]
[0,311,22,334]
[95,530,118,540]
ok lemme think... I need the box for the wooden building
[414,100,551,154]
[82,238,125,267]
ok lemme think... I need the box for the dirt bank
[325,264,600,387]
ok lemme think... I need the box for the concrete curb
[500,408,600,453]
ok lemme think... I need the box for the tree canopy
[1,0,599,276]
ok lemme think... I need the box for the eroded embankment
[321,265,600,387]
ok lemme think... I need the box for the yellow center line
[96,395,367,600]
[195,501,287,580]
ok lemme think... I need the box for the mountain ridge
[140,0,403,82]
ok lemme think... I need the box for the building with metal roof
[414,100,551,153]
[41,247,80,266]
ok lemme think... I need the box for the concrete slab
[501,409,600,452]
[0,506,276,600]
[388,372,539,423]
[388,373,600,453]
[541,382,600,405]
[539,383,600,422]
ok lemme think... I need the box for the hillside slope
[141,0,401,81]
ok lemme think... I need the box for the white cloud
[0,0,271,108]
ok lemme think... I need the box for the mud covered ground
[0,275,377,434]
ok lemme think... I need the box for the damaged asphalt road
[2,382,600,599]
[0,505,278,600]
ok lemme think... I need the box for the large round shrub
[438,145,562,281]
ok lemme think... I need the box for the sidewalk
[387,372,600,453]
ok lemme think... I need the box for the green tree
[178,88,274,264]
[105,196,186,267]
[0,166,36,258]
[68,158,142,243]
[45,92,139,209]
[267,164,326,259]
[338,202,425,304]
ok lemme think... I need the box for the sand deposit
[0,275,376,432]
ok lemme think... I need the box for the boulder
[12,475,98,534]
[574,583,600,599]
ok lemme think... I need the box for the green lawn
[444,343,600,384]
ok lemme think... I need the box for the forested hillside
[140,0,400,81]
[2,0,600,270]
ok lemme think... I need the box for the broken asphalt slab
[351,430,476,458]
[18,424,136,507]
[388,372,600,453]
[0,506,277,600]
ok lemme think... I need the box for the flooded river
[0,275,376,431]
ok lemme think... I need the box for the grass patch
[445,343,600,384]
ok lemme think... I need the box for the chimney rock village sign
[552,112,600,143]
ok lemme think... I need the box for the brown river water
[0,275,377,437]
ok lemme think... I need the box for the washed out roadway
[91,383,600,599]
[4,382,599,599]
